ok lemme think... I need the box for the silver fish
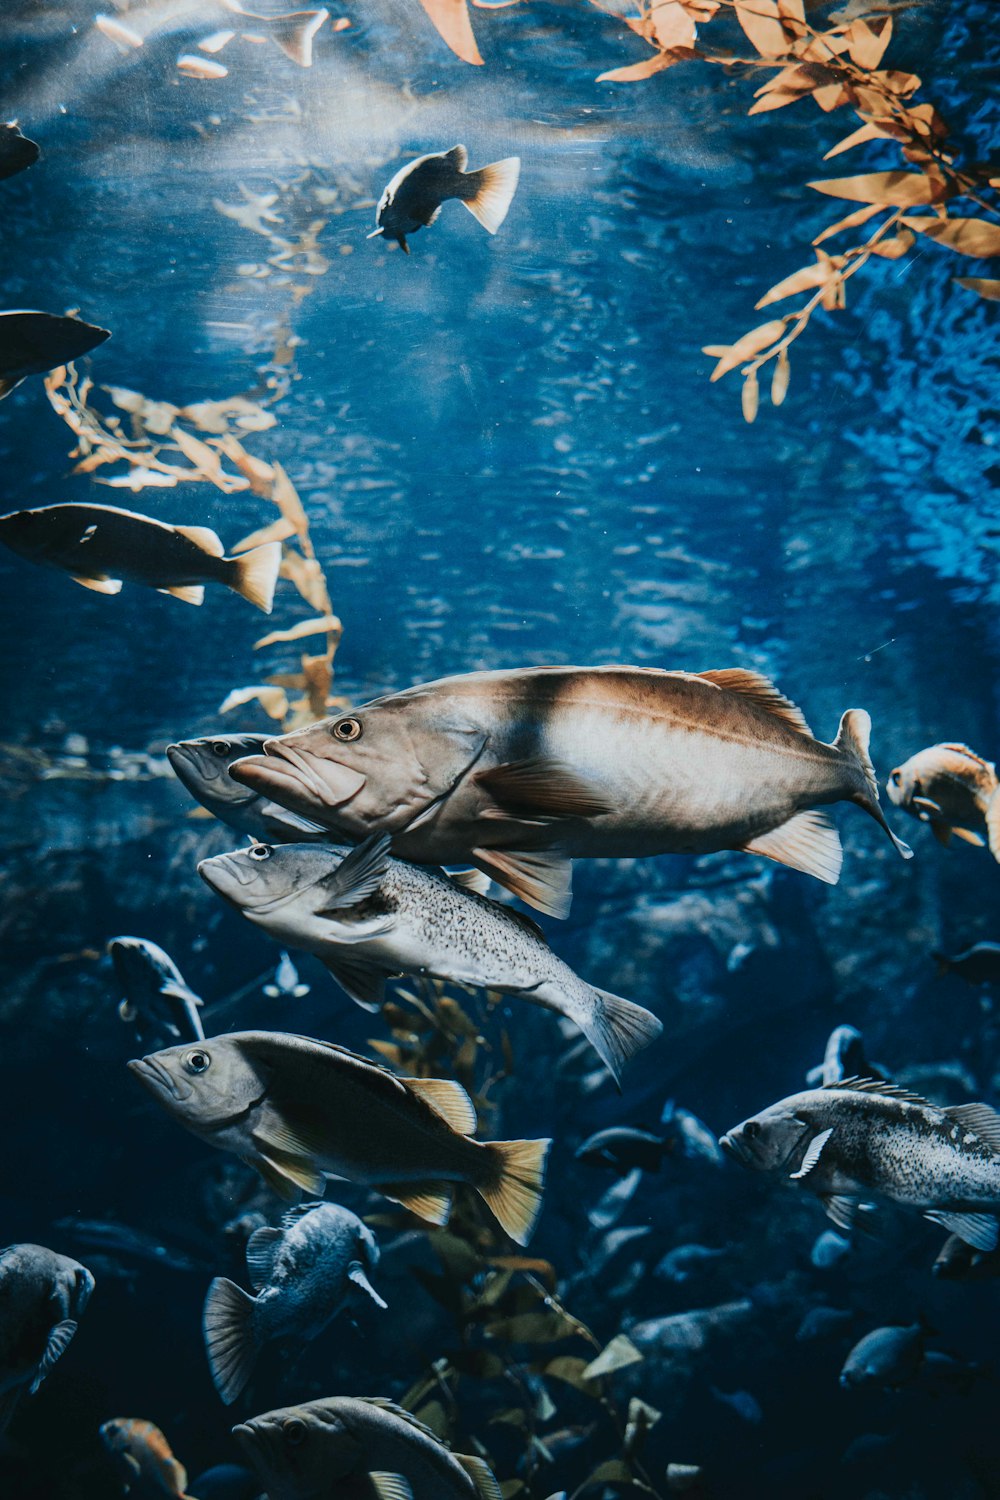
[127,1031,549,1244]
[109,936,205,1046]
[0,503,281,610]
[887,741,1000,856]
[0,1243,94,1434]
[230,665,911,917]
[196,836,661,1083]
[166,734,328,843]
[370,145,520,254]
[233,1396,501,1500]
[722,1079,1000,1250]
[204,1201,384,1405]
[0,310,108,399]
[839,1323,924,1390]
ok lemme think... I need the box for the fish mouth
[127,1055,191,1103]
[168,742,248,799]
[198,852,311,915]
[718,1130,749,1166]
[231,1423,258,1456]
[233,742,366,813]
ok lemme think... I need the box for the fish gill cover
[0,0,998,1497]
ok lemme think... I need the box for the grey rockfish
[0,1244,94,1434]
[167,734,328,842]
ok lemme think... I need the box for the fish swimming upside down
[230,665,912,916]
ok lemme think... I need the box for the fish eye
[889,769,901,785]
[248,845,273,862]
[743,1120,761,1140]
[332,717,362,743]
[184,1049,211,1075]
[283,1417,307,1446]
[211,741,230,756]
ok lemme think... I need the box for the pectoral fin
[30,1319,78,1393]
[73,574,122,594]
[471,847,572,919]
[454,1455,503,1500]
[255,1151,326,1198]
[924,1210,999,1253]
[820,1194,877,1234]
[789,1127,833,1181]
[742,811,843,885]
[320,953,393,1012]
[912,795,943,817]
[348,1260,388,1309]
[369,1476,414,1500]
[952,826,986,847]
[474,758,612,820]
[315,834,392,913]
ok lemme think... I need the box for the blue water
[2,0,1000,1495]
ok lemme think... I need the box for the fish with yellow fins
[229,665,911,917]
[369,145,520,254]
[887,741,1000,857]
[0,502,281,610]
[100,1418,192,1499]
[128,1031,549,1244]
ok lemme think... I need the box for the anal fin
[743,811,843,885]
[379,1182,453,1227]
[157,584,205,605]
[73,574,122,595]
[321,953,391,1012]
[471,847,572,919]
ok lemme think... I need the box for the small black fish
[109,936,205,1047]
[0,124,40,182]
[0,503,281,611]
[369,144,520,254]
[575,1127,669,1175]
[933,941,1000,987]
[0,310,109,399]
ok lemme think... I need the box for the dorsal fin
[356,1398,443,1443]
[697,669,813,736]
[939,742,995,771]
[944,1102,1000,1154]
[174,523,225,556]
[404,1078,477,1134]
[824,1077,933,1106]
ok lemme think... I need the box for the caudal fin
[461,157,521,234]
[203,1277,258,1405]
[479,1137,550,1245]
[580,989,663,1086]
[834,708,913,861]
[229,541,281,614]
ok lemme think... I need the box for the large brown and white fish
[886,741,1000,858]
[197,835,662,1082]
[0,502,281,610]
[234,1396,501,1500]
[721,1080,1000,1250]
[128,1032,549,1244]
[230,665,912,916]
[369,145,520,254]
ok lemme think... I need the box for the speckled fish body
[128,1031,549,1244]
[0,503,279,610]
[197,838,661,1081]
[722,1080,1000,1250]
[166,734,327,842]
[234,1396,494,1500]
[231,665,910,915]
[0,1244,94,1432]
[887,741,1000,854]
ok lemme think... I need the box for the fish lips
[127,1054,193,1104]
[198,852,307,916]
[232,742,366,813]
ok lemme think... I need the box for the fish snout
[718,1130,745,1164]
[198,853,259,893]
[253,739,367,810]
[127,1054,190,1103]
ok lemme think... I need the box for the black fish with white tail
[0,1244,94,1435]
[109,936,205,1047]
[0,124,40,181]
[204,1201,384,1405]
[722,1079,1000,1250]
[369,145,520,254]
[230,665,912,917]
[197,835,662,1083]
[0,503,281,610]
[128,1031,550,1243]
[166,735,328,843]
[234,1395,502,1500]
[0,310,109,399]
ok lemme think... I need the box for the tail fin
[986,788,1000,863]
[834,708,913,861]
[579,989,663,1086]
[460,156,520,234]
[203,1277,258,1405]
[479,1137,550,1245]
[229,541,281,614]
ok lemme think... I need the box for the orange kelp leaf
[170,424,248,492]
[597,52,676,82]
[219,685,289,719]
[232,517,298,554]
[741,371,759,424]
[823,120,894,159]
[703,319,786,380]
[734,0,788,56]
[808,170,947,206]
[755,257,837,307]
[214,435,276,496]
[281,548,329,610]
[870,227,914,258]
[648,0,698,48]
[270,463,310,534]
[955,277,1000,301]
[771,348,790,406]
[902,216,1000,258]
[254,614,341,649]
[812,201,884,244]
[844,14,891,69]
[777,0,805,26]
[417,0,483,64]
[543,1355,601,1397]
